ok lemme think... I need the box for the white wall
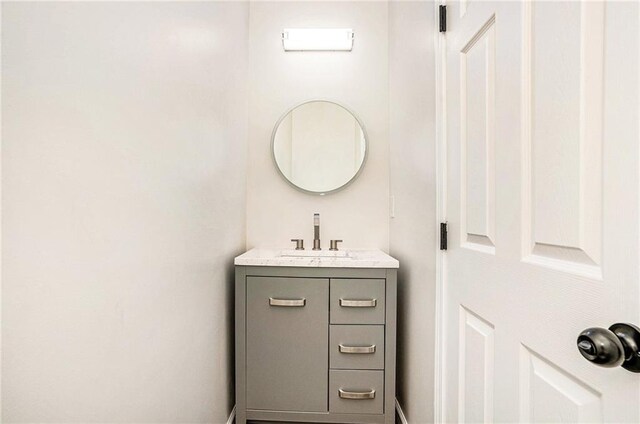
[1,2,248,422]
[2,2,439,423]
[246,1,390,250]
[389,1,437,423]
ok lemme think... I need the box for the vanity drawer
[330,279,385,324]
[329,370,384,415]
[330,325,384,370]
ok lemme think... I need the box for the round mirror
[272,100,367,195]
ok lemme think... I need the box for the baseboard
[229,402,406,424]
[395,398,408,424]
[226,405,236,424]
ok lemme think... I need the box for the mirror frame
[270,99,369,196]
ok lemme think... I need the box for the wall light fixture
[281,28,354,51]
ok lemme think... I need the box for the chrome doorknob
[577,323,640,373]
[577,327,624,367]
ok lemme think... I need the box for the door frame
[433,1,447,423]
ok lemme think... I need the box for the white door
[443,0,640,422]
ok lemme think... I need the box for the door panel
[444,1,640,422]
[519,346,602,423]
[246,276,329,412]
[523,1,604,278]
[458,306,494,423]
[460,15,496,253]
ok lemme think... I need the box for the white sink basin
[280,249,350,258]
[235,248,399,268]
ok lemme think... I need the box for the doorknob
[577,323,640,373]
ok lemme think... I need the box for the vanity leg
[235,409,246,424]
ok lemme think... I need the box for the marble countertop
[234,248,399,269]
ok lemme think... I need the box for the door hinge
[439,5,447,33]
[440,222,448,251]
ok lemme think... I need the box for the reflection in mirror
[272,101,367,194]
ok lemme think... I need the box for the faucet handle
[291,239,305,250]
[329,240,343,251]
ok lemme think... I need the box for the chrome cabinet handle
[338,388,375,400]
[338,344,376,353]
[339,298,377,308]
[269,298,306,307]
[339,344,376,354]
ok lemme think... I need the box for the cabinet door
[246,276,329,412]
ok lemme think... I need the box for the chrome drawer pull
[269,298,306,307]
[338,388,376,400]
[339,344,376,354]
[339,298,377,308]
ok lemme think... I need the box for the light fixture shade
[282,28,354,51]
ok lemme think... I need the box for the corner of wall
[389,1,438,423]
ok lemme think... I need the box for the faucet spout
[313,213,321,250]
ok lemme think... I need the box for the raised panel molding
[460,0,469,18]
[458,306,494,423]
[460,15,496,255]
[521,1,604,279]
[520,345,602,423]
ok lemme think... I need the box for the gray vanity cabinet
[235,266,397,424]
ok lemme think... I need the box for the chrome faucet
[313,213,321,250]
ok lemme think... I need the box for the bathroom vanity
[234,248,398,424]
